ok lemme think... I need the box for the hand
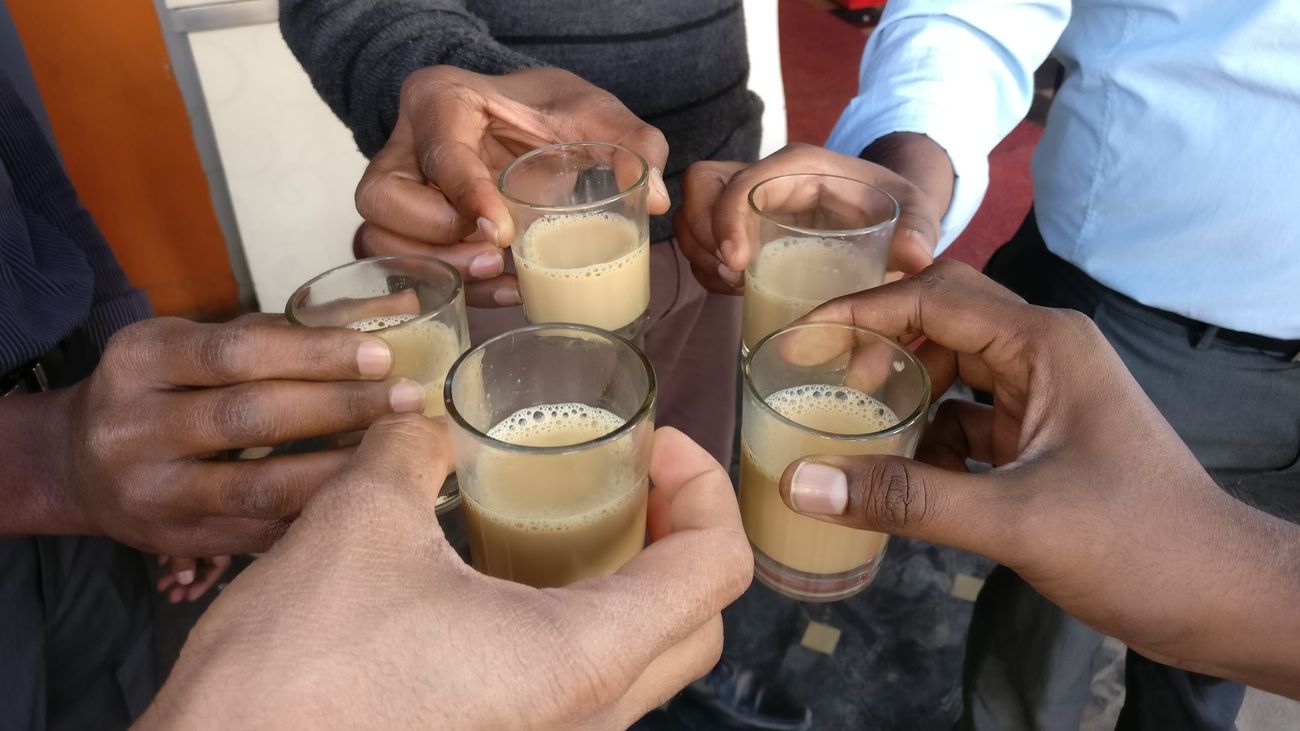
[64,314,425,556]
[355,66,670,308]
[776,261,1300,697]
[674,142,949,294]
[156,555,232,604]
[138,416,752,729]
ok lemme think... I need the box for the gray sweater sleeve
[279,0,543,157]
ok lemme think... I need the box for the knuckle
[1050,307,1100,340]
[101,318,169,374]
[683,160,730,188]
[208,387,276,443]
[102,320,148,355]
[1043,307,1109,358]
[926,259,973,279]
[576,89,625,119]
[417,139,446,177]
[220,469,280,519]
[82,416,136,466]
[622,123,668,156]
[713,528,756,599]
[863,459,930,533]
[681,160,711,182]
[197,324,251,382]
[342,382,380,422]
[306,333,353,377]
[249,518,294,550]
[464,175,498,202]
[354,174,393,218]
[401,65,459,103]
[372,412,434,439]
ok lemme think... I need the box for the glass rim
[444,322,657,455]
[497,141,649,213]
[284,255,464,329]
[747,173,901,238]
[743,321,931,441]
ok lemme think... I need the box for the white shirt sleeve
[826,1,1071,252]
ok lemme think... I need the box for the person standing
[0,9,431,725]
[818,2,1300,729]
[279,0,762,469]
[279,4,821,728]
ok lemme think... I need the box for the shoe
[678,656,812,730]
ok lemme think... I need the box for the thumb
[779,454,1010,564]
[278,414,453,566]
[614,125,670,215]
[576,112,669,215]
[886,192,941,275]
[315,414,452,518]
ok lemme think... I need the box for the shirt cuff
[826,101,988,256]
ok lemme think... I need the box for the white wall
[744,0,788,156]
[187,24,365,312]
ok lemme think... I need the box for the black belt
[995,210,1300,362]
[1146,309,1300,361]
[1110,293,1300,361]
[0,359,51,397]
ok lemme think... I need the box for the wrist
[0,385,93,535]
[859,132,955,219]
[1148,484,1300,686]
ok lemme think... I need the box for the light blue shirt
[828,1,1300,339]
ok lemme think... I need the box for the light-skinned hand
[137,416,752,729]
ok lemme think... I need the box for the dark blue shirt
[0,70,150,373]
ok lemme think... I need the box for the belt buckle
[1,362,50,397]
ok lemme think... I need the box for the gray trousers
[965,213,1300,731]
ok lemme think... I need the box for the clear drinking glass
[286,255,470,513]
[740,321,929,601]
[499,142,651,337]
[741,173,899,354]
[445,324,656,588]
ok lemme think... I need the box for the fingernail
[493,287,522,306]
[177,570,195,586]
[718,239,736,267]
[477,216,499,246]
[356,340,392,378]
[389,379,427,413]
[717,262,742,287]
[650,167,669,201]
[789,462,849,516]
[469,251,504,279]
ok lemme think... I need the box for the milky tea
[462,403,647,588]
